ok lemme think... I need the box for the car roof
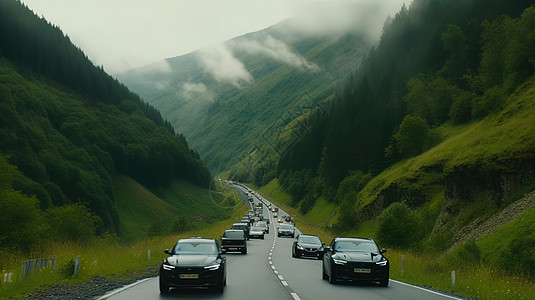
[225,229,243,232]
[334,237,375,243]
[233,222,248,226]
[298,234,320,238]
[178,238,216,244]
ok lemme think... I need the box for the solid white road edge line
[96,277,153,300]
[390,279,463,300]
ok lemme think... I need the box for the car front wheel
[159,276,169,293]
[322,263,328,280]
[328,263,337,284]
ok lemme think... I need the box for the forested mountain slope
[276,0,534,210]
[118,16,374,173]
[270,0,535,273]
[0,0,212,249]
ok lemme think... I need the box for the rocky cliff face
[433,156,535,248]
[357,155,535,250]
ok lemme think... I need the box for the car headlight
[376,260,388,266]
[162,264,176,270]
[204,264,221,271]
[297,245,304,250]
[333,258,347,265]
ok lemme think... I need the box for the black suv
[159,238,226,293]
[221,229,247,254]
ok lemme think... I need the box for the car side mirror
[164,249,171,255]
[380,248,387,254]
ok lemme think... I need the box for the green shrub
[170,217,192,234]
[147,219,164,237]
[497,232,535,276]
[452,239,481,264]
[377,202,423,248]
[57,259,75,278]
[45,203,98,243]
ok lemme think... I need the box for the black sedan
[322,237,389,286]
[292,234,325,259]
[159,238,226,293]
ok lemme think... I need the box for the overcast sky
[20,0,408,74]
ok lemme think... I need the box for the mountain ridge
[118,19,373,173]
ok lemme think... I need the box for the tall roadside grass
[387,250,534,300]
[0,204,249,299]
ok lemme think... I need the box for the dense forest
[0,0,211,251]
[277,0,535,212]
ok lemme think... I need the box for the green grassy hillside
[359,76,535,208]
[113,175,234,241]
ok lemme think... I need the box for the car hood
[333,252,383,263]
[166,255,217,267]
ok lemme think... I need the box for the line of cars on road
[159,186,389,294]
[222,209,270,254]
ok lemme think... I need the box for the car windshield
[299,236,321,245]
[257,221,267,226]
[251,226,262,231]
[279,224,293,230]
[224,231,243,238]
[334,240,379,252]
[173,242,216,255]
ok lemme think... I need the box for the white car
[249,226,265,239]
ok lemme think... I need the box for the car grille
[334,261,387,280]
[162,266,221,286]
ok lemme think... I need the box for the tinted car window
[279,224,294,230]
[224,231,244,238]
[232,223,247,229]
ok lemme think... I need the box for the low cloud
[232,35,319,71]
[180,82,214,103]
[196,44,253,88]
[285,0,408,42]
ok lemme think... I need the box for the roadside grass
[0,193,249,299]
[257,179,535,299]
[387,250,534,300]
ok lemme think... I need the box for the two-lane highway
[100,184,461,300]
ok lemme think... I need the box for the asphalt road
[101,184,461,300]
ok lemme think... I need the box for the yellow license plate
[180,274,199,279]
[354,268,371,273]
